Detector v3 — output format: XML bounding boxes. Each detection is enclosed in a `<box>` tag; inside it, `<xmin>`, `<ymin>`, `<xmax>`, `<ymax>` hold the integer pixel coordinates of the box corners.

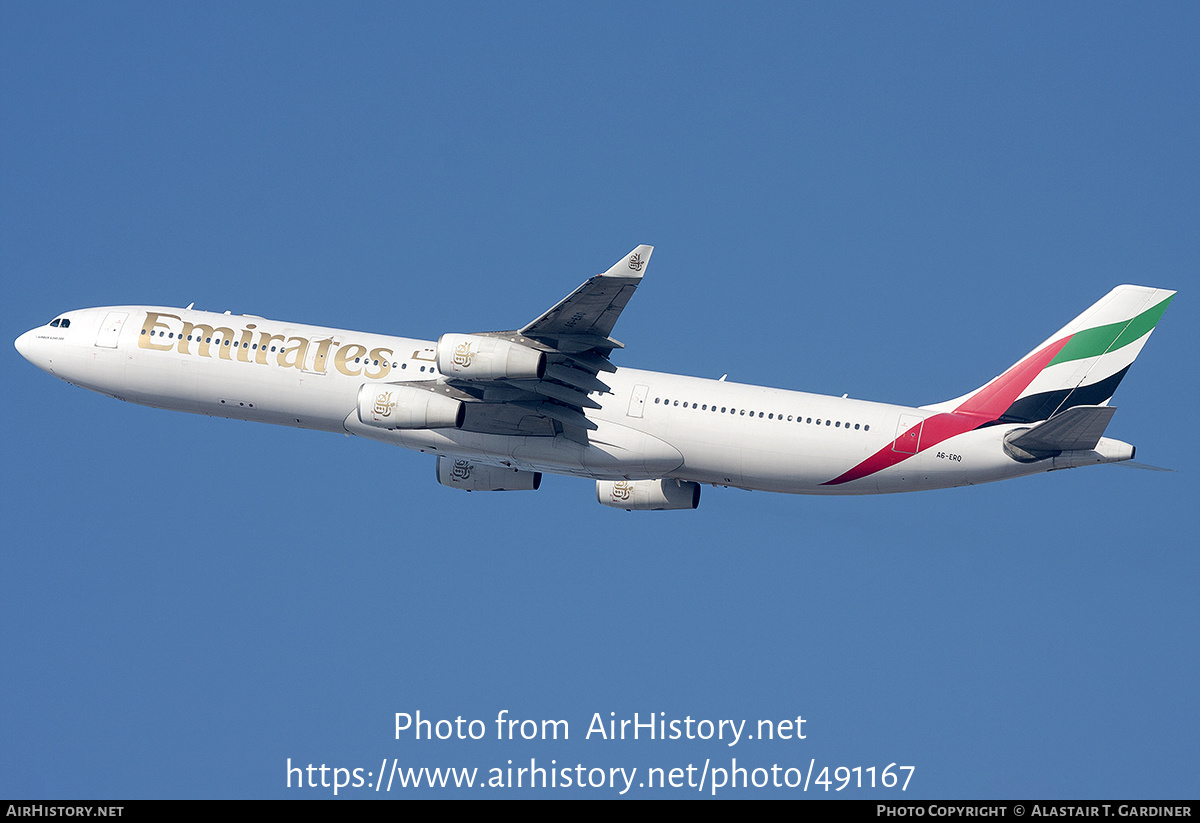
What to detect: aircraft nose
<box><xmin>15</xmin><ymin>327</ymin><xmax>52</xmax><ymax>372</ymax></box>
<box><xmin>15</xmin><ymin>328</ymin><xmax>36</xmax><ymax>361</ymax></box>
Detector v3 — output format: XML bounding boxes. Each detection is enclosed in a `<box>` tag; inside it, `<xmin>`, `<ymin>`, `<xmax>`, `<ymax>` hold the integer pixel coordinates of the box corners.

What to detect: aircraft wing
<box><xmin>440</xmin><ymin>245</ymin><xmax>653</xmax><ymax>443</ymax></box>
<box><xmin>519</xmin><ymin>245</ymin><xmax>652</xmax><ymax>349</ymax></box>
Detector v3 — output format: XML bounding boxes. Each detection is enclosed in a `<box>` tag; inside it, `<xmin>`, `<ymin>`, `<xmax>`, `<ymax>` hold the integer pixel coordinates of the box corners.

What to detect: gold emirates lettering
<box><xmin>138</xmin><ymin>311</ymin><xmax>393</xmax><ymax>379</ymax></box>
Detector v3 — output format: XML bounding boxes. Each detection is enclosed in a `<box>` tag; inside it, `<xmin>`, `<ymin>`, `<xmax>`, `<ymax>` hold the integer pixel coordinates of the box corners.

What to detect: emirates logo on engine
<box><xmin>451</xmin><ymin>460</ymin><xmax>473</xmax><ymax>481</ymax></box>
<box><xmin>611</xmin><ymin>480</ymin><xmax>633</xmax><ymax>501</ymax></box>
<box><xmin>452</xmin><ymin>341</ymin><xmax>476</xmax><ymax>369</ymax></box>
<box><xmin>373</xmin><ymin>390</ymin><xmax>396</xmax><ymax>418</ymax></box>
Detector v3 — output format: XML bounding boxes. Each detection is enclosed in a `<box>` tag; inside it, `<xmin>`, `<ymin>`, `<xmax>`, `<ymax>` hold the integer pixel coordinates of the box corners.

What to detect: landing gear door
<box><xmin>892</xmin><ymin>413</ymin><xmax>924</xmax><ymax>455</ymax></box>
<box><xmin>95</xmin><ymin>311</ymin><xmax>128</xmax><ymax>349</ymax></box>
<box><xmin>627</xmin><ymin>384</ymin><xmax>649</xmax><ymax>418</ymax></box>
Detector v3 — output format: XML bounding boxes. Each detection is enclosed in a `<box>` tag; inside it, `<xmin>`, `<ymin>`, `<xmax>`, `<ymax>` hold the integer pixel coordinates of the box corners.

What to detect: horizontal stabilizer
<box><xmin>1116</xmin><ymin>461</ymin><xmax>1175</xmax><ymax>473</ymax></box>
<box><xmin>1006</xmin><ymin>405</ymin><xmax>1117</xmax><ymax>454</ymax></box>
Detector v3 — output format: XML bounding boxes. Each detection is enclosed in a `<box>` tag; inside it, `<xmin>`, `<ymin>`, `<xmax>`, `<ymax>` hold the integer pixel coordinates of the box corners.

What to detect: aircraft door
<box><xmin>627</xmin><ymin>384</ymin><xmax>649</xmax><ymax>418</ymax></box>
<box><xmin>95</xmin><ymin>311</ymin><xmax>128</xmax><ymax>348</ymax></box>
<box><xmin>305</xmin><ymin>337</ymin><xmax>338</xmax><ymax>375</ymax></box>
<box><xmin>892</xmin><ymin>414</ymin><xmax>924</xmax><ymax>455</ymax></box>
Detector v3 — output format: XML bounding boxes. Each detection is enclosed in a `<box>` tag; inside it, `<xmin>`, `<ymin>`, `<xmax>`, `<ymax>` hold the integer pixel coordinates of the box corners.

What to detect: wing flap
<box><xmin>561</xmin><ymin>350</ymin><xmax>618</xmax><ymax>373</ymax></box>
<box><xmin>511</xmin><ymin>400</ymin><xmax>599</xmax><ymax>431</ymax></box>
<box><xmin>526</xmin><ymin>379</ymin><xmax>603</xmax><ymax>409</ymax></box>
<box><xmin>544</xmin><ymin>363</ymin><xmax>611</xmax><ymax>394</ymax></box>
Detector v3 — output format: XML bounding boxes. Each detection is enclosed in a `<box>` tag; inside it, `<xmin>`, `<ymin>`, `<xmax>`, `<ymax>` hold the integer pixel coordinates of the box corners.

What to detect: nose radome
<box><xmin>15</xmin><ymin>328</ymin><xmax>54</xmax><ymax>374</ymax></box>
<box><xmin>14</xmin><ymin>328</ymin><xmax>36</xmax><ymax>361</ymax></box>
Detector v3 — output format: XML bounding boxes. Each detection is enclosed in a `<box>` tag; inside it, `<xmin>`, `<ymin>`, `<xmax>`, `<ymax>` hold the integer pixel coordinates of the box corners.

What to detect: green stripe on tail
<box><xmin>1049</xmin><ymin>294</ymin><xmax>1175</xmax><ymax>366</ymax></box>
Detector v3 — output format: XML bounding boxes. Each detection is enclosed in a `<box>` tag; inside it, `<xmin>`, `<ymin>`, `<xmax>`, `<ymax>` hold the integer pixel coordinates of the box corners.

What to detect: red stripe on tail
<box><xmin>822</xmin><ymin>336</ymin><xmax>1072</xmax><ymax>486</ymax></box>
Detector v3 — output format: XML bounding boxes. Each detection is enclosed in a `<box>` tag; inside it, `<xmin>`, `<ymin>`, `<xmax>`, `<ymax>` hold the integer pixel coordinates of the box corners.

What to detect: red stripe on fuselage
<box><xmin>821</xmin><ymin>335</ymin><xmax>1071</xmax><ymax>486</ymax></box>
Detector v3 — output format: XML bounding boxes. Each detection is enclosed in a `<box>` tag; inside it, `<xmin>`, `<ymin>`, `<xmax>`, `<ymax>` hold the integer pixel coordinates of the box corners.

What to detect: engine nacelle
<box><xmin>436</xmin><ymin>333</ymin><xmax>545</xmax><ymax>381</ymax></box>
<box><xmin>597</xmin><ymin>479</ymin><xmax>701</xmax><ymax>511</ymax></box>
<box><xmin>357</xmin><ymin>383</ymin><xmax>465</xmax><ymax>430</ymax></box>
<box><xmin>437</xmin><ymin>457</ymin><xmax>542</xmax><ymax>491</ymax></box>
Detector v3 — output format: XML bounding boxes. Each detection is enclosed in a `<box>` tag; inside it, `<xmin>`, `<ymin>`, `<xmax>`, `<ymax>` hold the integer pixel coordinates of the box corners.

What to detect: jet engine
<box><xmin>357</xmin><ymin>383</ymin><xmax>465</xmax><ymax>430</ymax></box>
<box><xmin>436</xmin><ymin>457</ymin><xmax>542</xmax><ymax>491</ymax></box>
<box><xmin>436</xmin><ymin>333</ymin><xmax>545</xmax><ymax>381</ymax></box>
<box><xmin>596</xmin><ymin>479</ymin><xmax>701</xmax><ymax>511</ymax></box>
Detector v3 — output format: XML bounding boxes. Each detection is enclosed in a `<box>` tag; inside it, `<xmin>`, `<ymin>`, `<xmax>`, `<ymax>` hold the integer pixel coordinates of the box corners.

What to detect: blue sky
<box><xmin>2</xmin><ymin>3</ymin><xmax>1197</xmax><ymax>798</ymax></box>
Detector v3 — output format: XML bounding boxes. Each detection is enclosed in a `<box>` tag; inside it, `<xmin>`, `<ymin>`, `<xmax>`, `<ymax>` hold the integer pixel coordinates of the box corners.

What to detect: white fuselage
<box><xmin>15</xmin><ymin>305</ymin><xmax>1126</xmax><ymax>495</ymax></box>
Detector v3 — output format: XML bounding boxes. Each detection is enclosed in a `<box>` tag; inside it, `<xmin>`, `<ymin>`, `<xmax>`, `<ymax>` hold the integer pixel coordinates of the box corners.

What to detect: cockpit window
<box><xmin>48</xmin><ymin>318</ymin><xmax>70</xmax><ymax>328</ymax></box>
<box><xmin>50</xmin><ymin>318</ymin><xmax>60</xmax><ymax>327</ymax></box>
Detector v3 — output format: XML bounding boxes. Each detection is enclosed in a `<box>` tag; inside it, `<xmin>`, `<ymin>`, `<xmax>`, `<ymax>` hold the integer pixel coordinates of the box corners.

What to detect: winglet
<box><xmin>601</xmin><ymin>245</ymin><xmax>653</xmax><ymax>279</ymax></box>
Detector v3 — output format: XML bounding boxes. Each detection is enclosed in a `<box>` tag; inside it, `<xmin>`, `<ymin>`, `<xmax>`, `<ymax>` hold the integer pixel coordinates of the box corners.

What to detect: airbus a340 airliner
<box><xmin>15</xmin><ymin>246</ymin><xmax>1175</xmax><ymax>509</ymax></box>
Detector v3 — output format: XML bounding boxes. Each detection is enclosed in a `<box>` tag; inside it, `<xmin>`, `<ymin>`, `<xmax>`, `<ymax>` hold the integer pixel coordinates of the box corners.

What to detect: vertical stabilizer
<box><xmin>925</xmin><ymin>285</ymin><xmax>1175</xmax><ymax>423</ymax></box>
